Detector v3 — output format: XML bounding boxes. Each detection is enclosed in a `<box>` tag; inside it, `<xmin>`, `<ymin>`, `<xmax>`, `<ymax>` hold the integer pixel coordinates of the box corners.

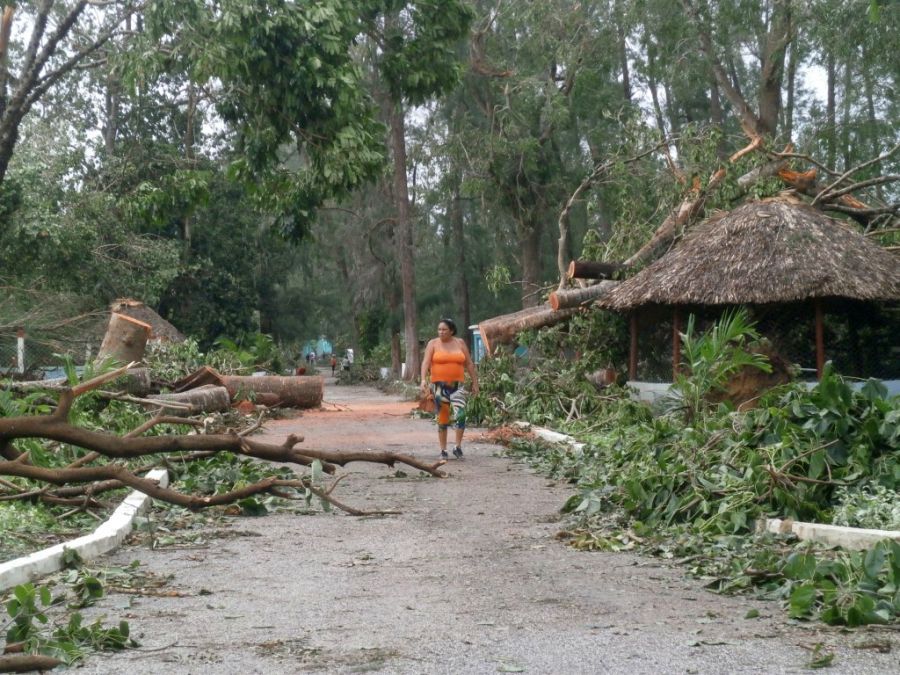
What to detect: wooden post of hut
<box><xmin>672</xmin><ymin>307</ymin><xmax>682</xmax><ymax>380</ymax></box>
<box><xmin>628</xmin><ymin>313</ymin><xmax>638</xmax><ymax>381</ymax></box>
<box><xmin>814</xmin><ymin>299</ymin><xmax>825</xmax><ymax>379</ymax></box>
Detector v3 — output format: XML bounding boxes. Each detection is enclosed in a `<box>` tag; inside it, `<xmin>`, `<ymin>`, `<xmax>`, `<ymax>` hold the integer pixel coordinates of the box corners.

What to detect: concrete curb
<box><xmin>515</xmin><ymin>423</ymin><xmax>900</xmax><ymax>551</ymax></box>
<box><xmin>760</xmin><ymin>518</ymin><xmax>900</xmax><ymax>551</ymax></box>
<box><xmin>0</xmin><ymin>469</ymin><xmax>168</xmax><ymax>592</ymax></box>
<box><xmin>513</xmin><ymin>421</ymin><xmax>585</xmax><ymax>452</ymax></box>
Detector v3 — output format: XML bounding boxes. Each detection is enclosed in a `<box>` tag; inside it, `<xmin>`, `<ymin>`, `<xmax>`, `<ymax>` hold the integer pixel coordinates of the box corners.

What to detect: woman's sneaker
<box><xmin>453</xmin><ymin>446</ymin><xmax>464</xmax><ymax>459</ymax></box>
<box><xmin>440</xmin><ymin>449</ymin><xmax>449</xmax><ymax>459</ymax></box>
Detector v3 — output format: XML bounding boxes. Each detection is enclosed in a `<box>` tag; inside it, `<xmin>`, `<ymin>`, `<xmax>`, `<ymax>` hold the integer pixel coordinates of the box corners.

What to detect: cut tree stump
<box><xmin>221</xmin><ymin>376</ymin><xmax>324</xmax><ymax>409</ymax></box>
<box><xmin>477</xmin><ymin>305</ymin><xmax>578</xmax><ymax>355</ymax></box>
<box><xmin>549</xmin><ymin>280</ymin><xmax>619</xmax><ymax>311</ymax></box>
<box><xmin>96</xmin><ymin>312</ymin><xmax>151</xmax><ymax>364</ymax></box>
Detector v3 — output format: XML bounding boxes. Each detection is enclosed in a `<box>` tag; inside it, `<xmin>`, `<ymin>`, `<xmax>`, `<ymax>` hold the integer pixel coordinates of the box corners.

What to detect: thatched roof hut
<box><xmin>599</xmin><ymin>199</ymin><xmax>900</xmax><ymax>381</ymax></box>
<box><xmin>602</xmin><ymin>199</ymin><xmax>900</xmax><ymax>311</ymax></box>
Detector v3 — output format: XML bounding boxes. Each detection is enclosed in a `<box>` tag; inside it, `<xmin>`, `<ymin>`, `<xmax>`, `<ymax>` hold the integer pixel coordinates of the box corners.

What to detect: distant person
<box><xmin>420</xmin><ymin>317</ymin><xmax>479</xmax><ymax>460</ymax></box>
<box><xmin>330</xmin><ymin>354</ymin><xmax>337</xmax><ymax>375</ymax></box>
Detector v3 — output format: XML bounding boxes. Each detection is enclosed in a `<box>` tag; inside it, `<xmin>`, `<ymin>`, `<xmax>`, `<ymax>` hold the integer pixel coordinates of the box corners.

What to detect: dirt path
<box><xmin>76</xmin><ymin>380</ymin><xmax>894</xmax><ymax>674</ymax></box>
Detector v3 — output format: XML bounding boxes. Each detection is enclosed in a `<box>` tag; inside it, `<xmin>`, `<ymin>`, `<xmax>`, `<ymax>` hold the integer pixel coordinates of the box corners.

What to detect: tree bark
<box><xmin>826</xmin><ymin>49</ymin><xmax>836</xmax><ymax>169</ymax></box>
<box><xmin>519</xmin><ymin>221</ymin><xmax>543</xmax><ymax>307</ymax></box>
<box><xmin>96</xmin><ymin>312</ymin><xmax>151</xmax><ymax>365</ymax></box>
<box><xmin>450</xmin><ymin>175</ymin><xmax>471</xmax><ymax>339</ymax></box>
<box><xmin>9</xmin><ymin>368</ymin><xmax>151</xmax><ymax>396</ymax></box>
<box><xmin>147</xmin><ymin>385</ymin><xmax>231</xmax><ymax>415</ymax></box>
<box><xmin>0</xmin><ymin>654</ymin><xmax>64</xmax><ymax>673</ymax></box>
<box><xmin>388</xmin><ymin>100</ymin><xmax>420</xmax><ymax>381</ymax></box>
<box><xmin>784</xmin><ymin>28</ymin><xmax>797</xmax><ymax>141</ymax></box>
<box><xmin>478</xmin><ymin>305</ymin><xmax>577</xmax><ymax>354</ymax></box>
<box><xmin>567</xmin><ymin>260</ymin><xmax>625</xmax><ymax>280</ymax></box>
<box><xmin>549</xmin><ymin>281</ymin><xmax>618</xmax><ymax>311</ymax></box>
<box><xmin>221</xmin><ymin>376</ymin><xmax>323</xmax><ymax>409</ymax></box>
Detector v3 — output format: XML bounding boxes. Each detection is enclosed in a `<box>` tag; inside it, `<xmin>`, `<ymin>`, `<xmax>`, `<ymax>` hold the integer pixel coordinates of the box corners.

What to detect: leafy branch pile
<box><xmin>481</xmin><ymin>310</ymin><xmax>899</xmax><ymax>626</ymax></box>
<box><xmin>3</xmin><ymin>569</ymin><xmax>136</xmax><ymax>669</ymax></box>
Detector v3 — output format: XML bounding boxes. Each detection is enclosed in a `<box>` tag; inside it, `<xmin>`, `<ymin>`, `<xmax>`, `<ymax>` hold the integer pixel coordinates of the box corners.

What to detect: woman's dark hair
<box><xmin>439</xmin><ymin>317</ymin><xmax>457</xmax><ymax>335</ymax></box>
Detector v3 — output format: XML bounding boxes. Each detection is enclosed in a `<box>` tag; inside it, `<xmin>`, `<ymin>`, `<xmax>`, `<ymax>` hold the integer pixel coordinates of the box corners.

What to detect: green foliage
<box><xmin>209</xmin><ymin>332</ymin><xmax>284</xmax><ymax>374</ymax></box>
<box><xmin>782</xmin><ymin>540</ymin><xmax>899</xmax><ymax>627</ymax></box>
<box><xmin>139</xmin><ymin>0</ymin><xmax>387</xmax><ymax>236</ymax></box>
<box><xmin>669</xmin><ymin>308</ymin><xmax>772</xmax><ymax>423</ymax></box>
<box><xmin>832</xmin><ymin>484</ymin><xmax>900</xmax><ymax>530</ymax></box>
<box><xmin>144</xmin><ymin>338</ymin><xmax>205</xmax><ymax>383</ymax></box>
<box><xmin>171</xmin><ymin>452</ymin><xmax>295</xmax><ymax>502</ymax></box>
<box><xmin>4</xmin><ymin>581</ymin><xmax>133</xmax><ymax>665</ymax></box>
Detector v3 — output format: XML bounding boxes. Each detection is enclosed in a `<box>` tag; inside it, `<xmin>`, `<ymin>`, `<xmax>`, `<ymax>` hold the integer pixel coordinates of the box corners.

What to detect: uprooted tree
<box><xmin>0</xmin><ymin>365</ymin><xmax>448</xmax><ymax>518</ymax></box>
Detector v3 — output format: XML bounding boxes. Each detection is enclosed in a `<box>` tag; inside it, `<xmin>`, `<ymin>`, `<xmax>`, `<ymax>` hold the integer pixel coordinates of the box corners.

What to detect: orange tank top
<box><xmin>431</xmin><ymin>349</ymin><xmax>466</xmax><ymax>382</ymax></box>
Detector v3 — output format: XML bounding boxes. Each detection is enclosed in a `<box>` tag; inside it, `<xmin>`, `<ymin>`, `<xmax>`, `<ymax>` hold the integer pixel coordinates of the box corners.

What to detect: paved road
<box><xmin>76</xmin><ymin>381</ymin><xmax>895</xmax><ymax>674</ymax></box>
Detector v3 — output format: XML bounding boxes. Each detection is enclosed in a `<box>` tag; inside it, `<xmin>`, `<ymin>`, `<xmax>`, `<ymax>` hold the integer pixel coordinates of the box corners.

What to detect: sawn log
<box><xmin>146</xmin><ymin>385</ymin><xmax>231</xmax><ymax>415</ymax></box>
<box><xmin>549</xmin><ymin>281</ymin><xmax>619</xmax><ymax>311</ymax></box>
<box><xmin>221</xmin><ymin>375</ymin><xmax>324</xmax><ymax>409</ymax></box>
<box><xmin>477</xmin><ymin>305</ymin><xmax>578</xmax><ymax>355</ymax></box>
<box><xmin>567</xmin><ymin>260</ymin><xmax>625</xmax><ymax>280</ymax></box>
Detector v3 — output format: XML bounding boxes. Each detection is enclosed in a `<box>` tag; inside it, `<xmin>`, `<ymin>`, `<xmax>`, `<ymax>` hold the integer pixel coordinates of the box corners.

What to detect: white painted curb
<box><xmin>760</xmin><ymin>518</ymin><xmax>900</xmax><ymax>551</ymax></box>
<box><xmin>512</xmin><ymin>421</ymin><xmax>586</xmax><ymax>453</ymax></box>
<box><xmin>0</xmin><ymin>469</ymin><xmax>169</xmax><ymax>592</ymax></box>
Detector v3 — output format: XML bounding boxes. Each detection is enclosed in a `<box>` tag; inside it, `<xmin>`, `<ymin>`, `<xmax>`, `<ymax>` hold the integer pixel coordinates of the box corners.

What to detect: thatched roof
<box><xmin>109</xmin><ymin>299</ymin><xmax>185</xmax><ymax>342</ymax></box>
<box><xmin>601</xmin><ymin>199</ymin><xmax>900</xmax><ymax>311</ymax></box>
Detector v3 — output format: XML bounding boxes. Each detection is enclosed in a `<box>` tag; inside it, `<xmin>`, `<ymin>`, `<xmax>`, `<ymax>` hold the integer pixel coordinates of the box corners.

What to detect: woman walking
<box><xmin>420</xmin><ymin>318</ymin><xmax>479</xmax><ymax>459</ymax></box>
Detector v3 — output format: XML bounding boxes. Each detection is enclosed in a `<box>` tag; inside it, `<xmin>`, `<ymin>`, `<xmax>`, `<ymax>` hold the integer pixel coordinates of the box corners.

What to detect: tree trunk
<box><xmin>388</xmin><ymin>100</ymin><xmax>420</xmax><ymax>381</ymax></box>
<box><xmin>616</xmin><ymin>8</ymin><xmax>631</xmax><ymax>103</ymax></box>
<box><xmin>549</xmin><ymin>281</ymin><xmax>618</xmax><ymax>311</ymax></box>
<box><xmin>450</xmin><ymin>179</ymin><xmax>471</xmax><ymax>340</ymax></box>
<box><xmin>784</xmin><ymin>30</ymin><xmax>797</xmax><ymax>141</ymax></box>
<box><xmin>96</xmin><ymin>313</ymin><xmax>151</xmax><ymax>365</ymax></box>
<box><xmin>478</xmin><ymin>305</ymin><xmax>577</xmax><ymax>354</ymax></box>
<box><xmin>390</xmin><ymin>332</ymin><xmax>402</xmax><ymax>378</ymax></box>
<box><xmin>519</xmin><ymin>221</ymin><xmax>543</xmax><ymax>308</ymax></box>
<box><xmin>147</xmin><ymin>385</ymin><xmax>231</xmax><ymax>415</ymax></box>
<box><xmin>826</xmin><ymin>50</ymin><xmax>836</xmax><ymax>169</ymax></box>
<box><xmin>567</xmin><ymin>260</ymin><xmax>625</xmax><ymax>280</ymax></box>
<box><xmin>221</xmin><ymin>376</ymin><xmax>323</xmax><ymax>409</ymax></box>
<box><xmin>9</xmin><ymin>368</ymin><xmax>151</xmax><ymax>396</ymax></box>
<box><xmin>756</xmin><ymin>0</ymin><xmax>791</xmax><ymax>137</ymax></box>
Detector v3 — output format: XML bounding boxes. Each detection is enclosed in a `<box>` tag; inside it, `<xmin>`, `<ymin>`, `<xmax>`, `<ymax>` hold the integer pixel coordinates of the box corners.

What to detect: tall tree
<box><xmin>361</xmin><ymin>0</ymin><xmax>473</xmax><ymax>380</ymax></box>
<box><xmin>0</xmin><ymin>1</ymin><xmax>140</xmax><ymax>198</ymax></box>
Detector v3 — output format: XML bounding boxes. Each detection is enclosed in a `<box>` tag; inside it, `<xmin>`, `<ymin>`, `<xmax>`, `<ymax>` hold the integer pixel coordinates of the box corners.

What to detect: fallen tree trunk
<box><xmin>5</xmin><ymin>367</ymin><xmax>151</xmax><ymax>396</ymax></box>
<box><xmin>478</xmin><ymin>305</ymin><xmax>578</xmax><ymax>355</ymax></box>
<box><xmin>146</xmin><ymin>385</ymin><xmax>231</xmax><ymax>415</ymax></box>
<box><xmin>567</xmin><ymin>260</ymin><xmax>625</xmax><ymax>280</ymax></box>
<box><xmin>549</xmin><ymin>281</ymin><xmax>619</xmax><ymax>311</ymax></box>
<box><xmin>625</xmin><ymin>168</ymin><xmax>728</xmax><ymax>268</ymax></box>
<box><xmin>172</xmin><ymin>365</ymin><xmax>223</xmax><ymax>392</ymax></box>
<box><xmin>0</xmin><ymin>654</ymin><xmax>63</xmax><ymax>673</ymax></box>
<box><xmin>96</xmin><ymin>312</ymin><xmax>151</xmax><ymax>365</ymax></box>
<box><xmin>221</xmin><ymin>375</ymin><xmax>323</xmax><ymax>409</ymax></box>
